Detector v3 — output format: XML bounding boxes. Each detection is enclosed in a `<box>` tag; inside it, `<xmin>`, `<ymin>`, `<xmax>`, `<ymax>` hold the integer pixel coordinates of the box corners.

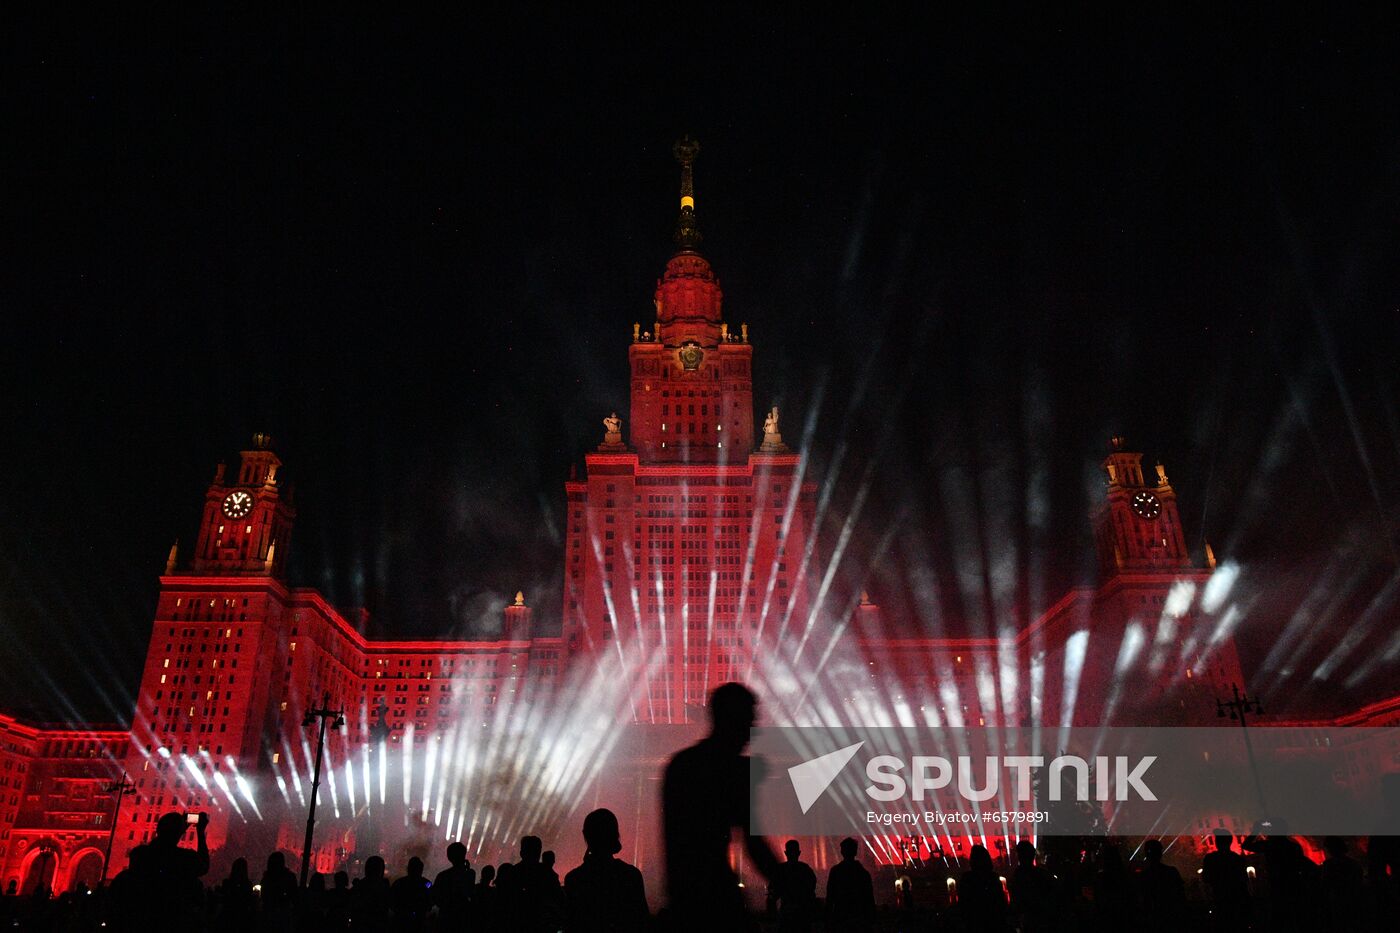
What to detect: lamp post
<box><xmin>1215</xmin><ymin>682</ymin><xmax>1267</xmax><ymax>814</ymax></box>
<box><xmin>99</xmin><ymin>774</ymin><xmax>135</xmax><ymax>887</ymax></box>
<box><xmin>299</xmin><ymin>692</ymin><xmax>345</xmax><ymax>888</ymax></box>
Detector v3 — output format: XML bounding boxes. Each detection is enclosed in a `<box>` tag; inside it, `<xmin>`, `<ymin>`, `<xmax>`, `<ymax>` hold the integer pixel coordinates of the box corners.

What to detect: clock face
<box><xmin>1131</xmin><ymin>490</ymin><xmax>1161</xmax><ymax>520</ymax></box>
<box><xmin>222</xmin><ymin>490</ymin><xmax>253</xmax><ymax>519</ymax></box>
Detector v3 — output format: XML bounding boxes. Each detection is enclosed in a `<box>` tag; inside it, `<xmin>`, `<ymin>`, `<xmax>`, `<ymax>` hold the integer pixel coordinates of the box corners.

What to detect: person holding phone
<box><xmin>151</xmin><ymin>810</ymin><xmax>210</xmax><ymax>879</ymax></box>
<box><xmin>111</xmin><ymin>810</ymin><xmax>211</xmax><ymax>928</ymax></box>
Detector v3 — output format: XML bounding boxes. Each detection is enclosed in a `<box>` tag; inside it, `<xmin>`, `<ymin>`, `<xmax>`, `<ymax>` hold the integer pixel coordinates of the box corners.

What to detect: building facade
<box><xmin>3</xmin><ymin>141</ymin><xmax>1389</xmax><ymax>889</ymax></box>
<box><xmin>0</xmin><ymin>715</ymin><xmax>129</xmax><ymax>894</ymax></box>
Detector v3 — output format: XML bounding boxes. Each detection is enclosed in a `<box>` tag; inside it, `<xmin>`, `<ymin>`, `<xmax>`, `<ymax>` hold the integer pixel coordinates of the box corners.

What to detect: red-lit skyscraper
<box><xmin>561</xmin><ymin>138</ymin><xmax>817</xmax><ymax>722</ymax></box>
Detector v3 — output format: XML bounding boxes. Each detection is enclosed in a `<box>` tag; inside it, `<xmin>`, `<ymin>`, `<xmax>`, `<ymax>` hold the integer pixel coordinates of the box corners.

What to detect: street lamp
<box><xmin>1215</xmin><ymin>682</ymin><xmax>1267</xmax><ymax>813</ymax></box>
<box><xmin>299</xmin><ymin>692</ymin><xmax>345</xmax><ymax>888</ymax></box>
<box><xmin>99</xmin><ymin>774</ymin><xmax>136</xmax><ymax>887</ymax></box>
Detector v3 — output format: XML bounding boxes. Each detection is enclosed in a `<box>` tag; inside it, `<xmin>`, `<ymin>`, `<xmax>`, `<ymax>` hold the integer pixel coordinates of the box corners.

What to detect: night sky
<box><xmin>4</xmin><ymin>11</ymin><xmax>1398</xmax><ymax>725</ymax></box>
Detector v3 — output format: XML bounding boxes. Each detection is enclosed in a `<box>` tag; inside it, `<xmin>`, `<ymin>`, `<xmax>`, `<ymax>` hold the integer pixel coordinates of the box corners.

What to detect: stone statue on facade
<box><xmin>760</xmin><ymin>406</ymin><xmax>788</xmax><ymax>452</ymax></box>
<box><xmin>601</xmin><ymin>412</ymin><xmax>625</xmax><ymax>449</ymax></box>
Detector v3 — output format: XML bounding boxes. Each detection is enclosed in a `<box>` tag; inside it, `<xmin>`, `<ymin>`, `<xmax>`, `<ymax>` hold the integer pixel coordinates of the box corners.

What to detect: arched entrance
<box><xmin>20</xmin><ymin>846</ymin><xmax>58</xmax><ymax>895</ymax></box>
<box><xmin>67</xmin><ymin>849</ymin><xmax>105</xmax><ymax>892</ymax></box>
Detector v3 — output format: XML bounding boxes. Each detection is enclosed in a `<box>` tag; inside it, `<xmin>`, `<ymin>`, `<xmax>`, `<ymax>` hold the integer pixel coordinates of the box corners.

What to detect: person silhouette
<box><xmin>563</xmin><ymin>807</ymin><xmax>648</xmax><ymax>933</ymax></box>
<box><xmin>1243</xmin><ymin>822</ymin><xmax>1321</xmax><ymax>931</ymax></box>
<box><xmin>325</xmin><ymin>870</ymin><xmax>352</xmax><ymax>931</ymax></box>
<box><xmin>389</xmin><ymin>857</ymin><xmax>431</xmax><ymax>933</ymax></box>
<box><xmin>1369</xmin><ymin>772</ymin><xmax>1400</xmax><ymax>925</ymax></box>
<box><xmin>149</xmin><ymin>810</ymin><xmax>211</xmax><ymax>879</ymax></box>
<box><xmin>543</xmin><ymin>850</ymin><xmax>559</xmax><ymax>885</ymax></box>
<box><xmin>476</xmin><ymin>864</ymin><xmax>500</xmax><ymax>932</ymax></box>
<box><xmin>300</xmin><ymin>873</ymin><xmax>327</xmax><ymax>932</ymax></box>
<box><xmin>509</xmin><ymin>835</ymin><xmax>564</xmax><ymax>932</ymax></box>
<box><xmin>351</xmin><ymin>856</ymin><xmax>391</xmax><ymax>933</ymax></box>
<box><xmin>1009</xmin><ymin>840</ymin><xmax>1055</xmax><ymax>933</ymax></box>
<box><xmin>824</xmin><ymin>837</ymin><xmax>875</xmax><ymax>933</ymax></box>
<box><xmin>258</xmin><ymin>851</ymin><xmax>298</xmax><ymax>932</ymax></box>
<box><xmin>769</xmin><ymin>840</ymin><xmax>817</xmax><ymax>933</ymax></box>
<box><xmin>433</xmin><ymin>842</ymin><xmax>476</xmax><ymax>929</ymax></box>
<box><xmin>154</xmin><ymin>811</ymin><xmax>212</xmax><ymax>921</ymax></box>
<box><xmin>1319</xmin><ymin>836</ymin><xmax>1364</xmax><ymax>930</ymax></box>
<box><xmin>1136</xmin><ymin>839</ymin><xmax>1184</xmax><ymax>933</ymax></box>
<box><xmin>662</xmin><ymin>682</ymin><xmax>781</xmax><ymax>932</ymax></box>
<box><xmin>959</xmin><ymin>844</ymin><xmax>1007</xmax><ymax>933</ymax></box>
<box><xmin>491</xmin><ymin>862</ymin><xmax>515</xmax><ymax>932</ymax></box>
<box><xmin>216</xmin><ymin>857</ymin><xmax>255</xmax><ymax>932</ymax></box>
<box><xmin>1201</xmin><ymin>832</ymin><xmax>1249</xmax><ymax>930</ymax></box>
<box><xmin>1091</xmin><ymin>843</ymin><xmax>1132</xmax><ymax>931</ymax></box>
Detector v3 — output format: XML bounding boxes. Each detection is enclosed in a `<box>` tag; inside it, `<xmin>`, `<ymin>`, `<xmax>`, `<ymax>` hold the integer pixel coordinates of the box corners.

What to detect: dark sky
<box><xmin>3</xmin><ymin>10</ymin><xmax>1398</xmax><ymax>725</ymax></box>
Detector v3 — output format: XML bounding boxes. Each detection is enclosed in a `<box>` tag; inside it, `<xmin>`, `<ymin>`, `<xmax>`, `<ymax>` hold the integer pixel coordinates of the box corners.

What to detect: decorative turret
<box><xmin>502</xmin><ymin>591</ymin><xmax>533</xmax><ymax>641</ymax></box>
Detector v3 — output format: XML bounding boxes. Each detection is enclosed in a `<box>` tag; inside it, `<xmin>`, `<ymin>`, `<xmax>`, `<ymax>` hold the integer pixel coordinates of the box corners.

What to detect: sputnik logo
<box><xmin>787</xmin><ymin>742</ymin><xmax>864</xmax><ymax>814</ymax></box>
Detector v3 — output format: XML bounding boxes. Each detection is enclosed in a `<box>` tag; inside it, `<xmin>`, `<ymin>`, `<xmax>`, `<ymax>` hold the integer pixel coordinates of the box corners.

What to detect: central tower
<box><xmin>627</xmin><ymin>137</ymin><xmax>755</xmax><ymax>462</ymax></box>
<box><xmin>562</xmin><ymin>140</ymin><xmax>815</xmax><ymax>723</ymax></box>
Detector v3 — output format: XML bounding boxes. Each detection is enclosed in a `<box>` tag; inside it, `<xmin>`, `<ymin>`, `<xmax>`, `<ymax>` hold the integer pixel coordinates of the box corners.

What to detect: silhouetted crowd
<box><xmin>3</xmin><ymin>683</ymin><xmax>1398</xmax><ymax>931</ymax></box>
<box><xmin>5</xmin><ymin>820</ymin><xmax>1400</xmax><ymax>932</ymax></box>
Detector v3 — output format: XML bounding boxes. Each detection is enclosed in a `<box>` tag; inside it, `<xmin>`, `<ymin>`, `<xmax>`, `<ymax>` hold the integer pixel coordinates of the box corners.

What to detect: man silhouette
<box><xmin>1008</xmin><ymin>840</ymin><xmax>1054</xmax><ymax>933</ymax></box>
<box><xmin>662</xmin><ymin>682</ymin><xmax>780</xmax><ymax>932</ymax></box>
<box><xmin>433</xmin><ymin>842</ymin><xmax>475</xmax><ymax>929</ymax></box>
<box><xmin>769</xmin><ymin>840</ymin><xmax>817</xmax><ymax>933</ymax></box>
<box><xmin>1201</xmin><ymin>832</ymin><xmax>1249</xmax><ymax>930</ymax></box>
<box><xmin>258</xmin><ymin>851</ymin><xmax>298</xmax><ymax>931</ymax></box>
<box><xmin>148</xmin><ymin>810</ymin><xmax>211</xmax><ymax>879</ymax></box>
<box><xmin>1242</xmin><ymin>822</ymin><xmax>1320</xmax><ymax>931</ymax></box>
<box><xmin>1319</xmin><ymin>836</ymin><xmax>1364</xmax><ymax>930</ymax></box>
<box><xmin>351</xmin><ymin>856</ymin><xmax>391</xmax><ymax>933</ymax></box>
<box><xmin>512</xmin><ymin>835</ymin><xmax>564</xmax><ymax>933</ymax></box>
<box><xmin>1136</xmin><ymin>839</ymin><xmax>1184</xmax><ymax>933</ymax></box>
<box><xmin>824</xmin><ymin>837</ymin><xmax>875</xmax><ymax>933</ymax></box>
<box><xmin>563</xmin><ymin>807</ymin><xmax>648</xmax><ymax>933</ymax></box>
<box><xmin>108</xmin><ymin>811</ymin><xmax>208</xmax><ymax>928</ymax></box>
<box><xmin>325</xmin><ymin>871</ymin><xmax>352</xmax><ymax>931</ymax></box>
<box><xmin>543</xmin><ymin>850</ymin><xmax>559</xmax><ymax>885</ymax></box>
<box><xmin>389</xmin><ymin>857</ymin><xmax>431</xmax><ymax>933</ymax></box>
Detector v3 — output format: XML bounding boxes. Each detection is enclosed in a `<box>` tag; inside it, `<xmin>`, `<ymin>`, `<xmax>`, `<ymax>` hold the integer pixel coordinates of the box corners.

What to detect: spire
<box><xmin>672</xmin><ymin>135</ymin><xmax>701</xmax><ymax>251</ymax></box>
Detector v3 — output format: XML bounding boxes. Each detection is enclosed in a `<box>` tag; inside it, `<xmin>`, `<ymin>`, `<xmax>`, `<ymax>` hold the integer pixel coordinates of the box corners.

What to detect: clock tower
<box><xmin>190</xmin><ymin>433</ymin><xmax>295</xmax><ymax>578</ymax></box>
<box><xmin>1092</xmin><ymin>436</ymin><xmax>1191</xmax><ymax>576</ymax></box>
